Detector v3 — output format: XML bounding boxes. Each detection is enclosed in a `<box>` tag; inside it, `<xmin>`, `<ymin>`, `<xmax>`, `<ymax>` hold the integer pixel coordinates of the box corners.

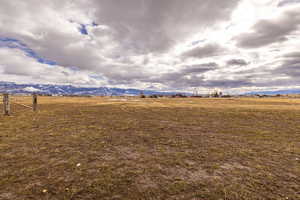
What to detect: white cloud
<box><xmin>0</xmin><ymin>48</ymin><xmax>106</xmax><ymax>86</ymax></box>
<box><xmin>0</xmin><ymin>0</ymin><xmax>300</xmax><ymax>93</ymax></box>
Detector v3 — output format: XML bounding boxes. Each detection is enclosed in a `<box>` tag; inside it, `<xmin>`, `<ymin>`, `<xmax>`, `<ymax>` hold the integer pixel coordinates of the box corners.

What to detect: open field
<box><xmin>0</xmin><ymin>96</ymin><xmax>299</xmax><ymax>200</ymax></box>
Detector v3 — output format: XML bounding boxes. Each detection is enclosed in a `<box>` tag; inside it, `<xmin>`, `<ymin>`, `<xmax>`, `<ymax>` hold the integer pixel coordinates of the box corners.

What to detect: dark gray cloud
<box><xmin>235</xmin><ymin>7</ymin><xmax>300</xmax><ymax>48</ymax></box>
<box><xmin>0</xmin><ymin>0</ymin><xmax>242</xmax><ymax>90</ymax></box>
<box><xmin>2</xmin><ymin>0</ymin><xmax>300</xmax><ymax>93</ymax></box>
<box><xmin>153</xmin><ymin>63</ymin><xmax>217</xmax><ymax>82</ymax></box>
<box><xmin>151</xmin><ymin>75</ymin><xmax>252</xmax><ymax>89</ymax></box>
<box><xmin>284</xmin><ymin>51</ymin><xmax>300</xmax><ymax>58</ymax></box>
<box><xmin>102</xmin><ymin>64</ymin><xmax>152</xmax><ymax>85</ymax></box>
<box><xmin>202</xmin><ymin>79</ymin><xmax>252</xmax><ymax>88</ymax></box>
<box><xmin>182</xmin><ymin>43</ymin><xmax>225</xmax><ymax>58</ymax></box>
<box><xmin>90</xmin><ymin>0</ymin><xmax>240</xmax><ymax>53</ymax></box>
<box><xmin>278</xmin><ymin>0</ymin><xmax>300</xmax><ymax>7</ymax></box>
<box><xmin>182</xmin><ymin>63</ymin><xmax>219</xmax><ymax>73</ymax></box>
<box><xmin>227</xmin><ymin>59</ymin><xmax>249</xmax><ymax>66</ymax></box>
<box><xmin>145</xmin><ymin>62</ymin><xmax>252</xmax><ymax>89</ymax></box>
<box><xmin>273</xmin><ymin>58</ymin><xmax>300</xmax><ymax>77</ymax></box>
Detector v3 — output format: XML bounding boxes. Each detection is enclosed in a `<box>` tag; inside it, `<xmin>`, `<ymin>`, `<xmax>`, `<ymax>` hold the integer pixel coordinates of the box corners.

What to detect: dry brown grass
<box><xmin>0</xmin><ymin>96</ymin><xmax>299</xmax><ymax>200</ymax></box>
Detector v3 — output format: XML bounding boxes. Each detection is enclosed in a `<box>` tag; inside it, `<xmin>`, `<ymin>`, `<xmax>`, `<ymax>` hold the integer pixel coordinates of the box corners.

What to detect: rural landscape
<box><xmin>1</xmin><ymin>96</ymin><xmax>299</xmax><ymax>199</ymax></box>
<box><xmin>1</xmin><ymin>0</ymin><xmax>300</xmax><ymax>199</ymax></box>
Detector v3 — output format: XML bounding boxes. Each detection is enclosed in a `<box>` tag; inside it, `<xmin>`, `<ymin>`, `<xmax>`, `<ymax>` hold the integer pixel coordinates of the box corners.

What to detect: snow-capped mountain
<box><xmin>0</xmin><ymin>82</ymin><xmax>176</xmax><ymax>96</ymax></box>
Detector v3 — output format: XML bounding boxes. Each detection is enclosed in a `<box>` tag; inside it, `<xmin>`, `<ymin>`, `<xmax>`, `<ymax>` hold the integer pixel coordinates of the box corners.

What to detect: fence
<box><xmin>1</xmin><ymin>94</ymin><xmax>38</xmax><ymax>116</ymax></box>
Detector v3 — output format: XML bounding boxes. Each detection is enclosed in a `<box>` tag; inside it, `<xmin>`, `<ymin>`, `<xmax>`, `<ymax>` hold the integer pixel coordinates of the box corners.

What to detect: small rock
<box><xmin>76</xmin><ymin>163</ymin><xmax>81</xmax><ymax>167</ymax></box>
<box><xmin>42</xmin><ymin>189</ymin><xmax>47</xmax><ymax>193</ymax></box>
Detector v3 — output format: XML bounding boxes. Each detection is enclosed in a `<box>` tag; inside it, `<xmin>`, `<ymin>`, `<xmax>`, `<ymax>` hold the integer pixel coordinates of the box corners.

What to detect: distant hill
<box><xmin>0</xmin><ymin>82</ymin><xmax>180</xmax><ymax>96</ymax></box>
<box><xmin>3</xmin><ymin>82</ymin><xmax>300</xmax><ymax>96</ymax></box>
<box><xmin>245</xmin><ymin>89</ymin><xmax>300</xmax><ymax>95</ymax></box>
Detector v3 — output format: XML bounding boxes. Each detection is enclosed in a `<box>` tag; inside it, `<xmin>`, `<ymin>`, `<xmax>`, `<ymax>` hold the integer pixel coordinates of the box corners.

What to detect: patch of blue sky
<box><xmin>79</xmin><ymin>24</ymin><xmax>88</xmax><ymax>35</ymax></box>
<box><xmin>69</xmin><ymin>66</ymin><xmax>81</xmax><ymax>71</ymax></box>
<box><xmin>0</xmin><ymin>37</ymin><xmax>89</xmax><ymax>75</ymax></box>
<box><xmin>92</xmin><ymin>22</ymin><xmax>99</xmax><ymax>27</ymax></box>
<box><xmin>191</xmin><ymin>39</ymin><xmax>206</xmax><ymax>46</ymax></box>
<box><xmin>69</xmin><ymin>20</ymin><xmax>99</xmax><ymax>35</ymax></box>
<box><xmin>0</xmin><ymin>37</ymin><xmax>57</xmax><ymax>66</ymax></box>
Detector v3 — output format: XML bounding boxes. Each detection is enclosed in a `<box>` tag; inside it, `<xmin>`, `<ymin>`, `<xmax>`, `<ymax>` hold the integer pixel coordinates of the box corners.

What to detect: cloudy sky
<box><xmin>0</xmin><ymin>0</ymin><xmax>300</xmax><ymax>93</ymax></box>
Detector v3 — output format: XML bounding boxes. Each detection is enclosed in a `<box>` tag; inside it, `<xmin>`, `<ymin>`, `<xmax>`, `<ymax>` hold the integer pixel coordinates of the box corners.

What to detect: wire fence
<box><xmin>1</xmin><ymin>94</ymin><xmax>37</xmax><ymax>116</ymax></box>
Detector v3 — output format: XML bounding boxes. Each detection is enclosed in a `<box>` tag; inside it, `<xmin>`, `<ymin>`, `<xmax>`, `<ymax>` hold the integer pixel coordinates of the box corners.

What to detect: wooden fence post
<box><xmin>3</xmin><ymin>93</ymin><xmax>10</xmax><ymax>116</ymax></box>
<box><xmin>32</xmin><ymin>93</ymin><xmax>37</xmax><ymax>112</ymax></box>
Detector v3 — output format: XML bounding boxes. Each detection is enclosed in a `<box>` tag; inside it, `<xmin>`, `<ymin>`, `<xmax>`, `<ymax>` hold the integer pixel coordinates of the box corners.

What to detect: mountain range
<box><xmin>1</xmin><ymin>82</ymin><xmax>300</xmax><ymax>96</ymax></box>
<box><xmin>0</xmin><ymin>82</ymin><xmax>177</xmax><ymax>96</ymax></box>
<box><xmin>245</xmin><ymin>89</ymin><xmax>300</xmax><ymax>95</ymax></box>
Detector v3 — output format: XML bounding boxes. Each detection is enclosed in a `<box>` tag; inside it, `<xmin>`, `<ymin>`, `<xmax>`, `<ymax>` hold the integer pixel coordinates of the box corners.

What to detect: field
<box><xmin>0</xmin><ymin>96</ymin><xmax>299</xmax><ymax>200</ymax></box>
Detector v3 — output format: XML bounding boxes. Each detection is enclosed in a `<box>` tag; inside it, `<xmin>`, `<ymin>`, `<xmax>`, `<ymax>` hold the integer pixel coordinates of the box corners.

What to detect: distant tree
<box><xmin>149</xmin><ymin>94</ymin><xmax>158</xmax><ymax>98</ymax></box>
<box><xmin>140</xmin><ymin>92</ymin><xmax>146</xmax><ymax>98</ymax></box>
<box><xmin>211</xmin><ymin>90</ymin><xmax>223</xmax><ymax>98</ymax></box>
<box><xmin>172</xmin><ymin>93</ymin><xmax>187</xmax><ymax>98</ymax></box>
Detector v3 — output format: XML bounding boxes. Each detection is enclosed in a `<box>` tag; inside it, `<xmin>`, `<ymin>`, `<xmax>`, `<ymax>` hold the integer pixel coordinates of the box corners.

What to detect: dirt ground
<box><xmin>0</xmin><ymin>96</ymin><xmax>299</xmax><ymax>200</ymax></box>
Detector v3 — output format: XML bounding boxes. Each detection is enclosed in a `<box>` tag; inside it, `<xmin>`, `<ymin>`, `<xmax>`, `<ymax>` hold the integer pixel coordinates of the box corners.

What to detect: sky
<box><xmin>0</xmin><ymin>0</ymin><xmax>300</xmax><ymax>94</ymax></box>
